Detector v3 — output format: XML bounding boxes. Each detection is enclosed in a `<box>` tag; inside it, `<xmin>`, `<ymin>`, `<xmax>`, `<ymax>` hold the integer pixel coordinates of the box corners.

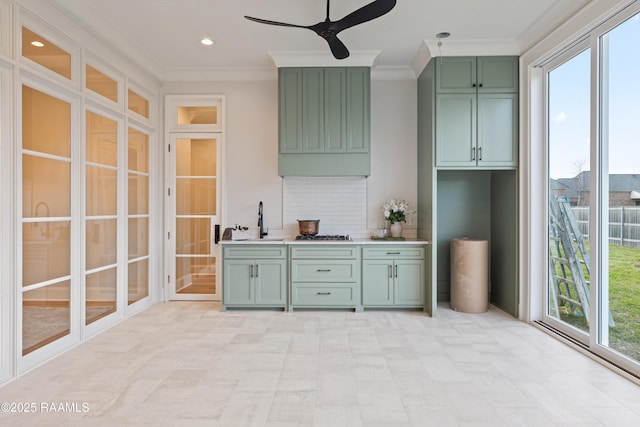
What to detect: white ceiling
<box><xmin>51</xmin><ymin>0</ymin><xmax>591</xmax><ymax>81</ymax></box>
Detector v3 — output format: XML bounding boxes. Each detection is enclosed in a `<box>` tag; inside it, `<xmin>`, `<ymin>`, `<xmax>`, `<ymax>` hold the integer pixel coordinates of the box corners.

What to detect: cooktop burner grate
<box><xmin>295</xmin><ymin>234</ymin><xmax>351</xmax><ymax>241</ymax></box>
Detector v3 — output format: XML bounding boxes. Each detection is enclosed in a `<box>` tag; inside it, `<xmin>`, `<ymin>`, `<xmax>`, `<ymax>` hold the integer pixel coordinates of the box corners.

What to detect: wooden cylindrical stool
<box><xmin>450</xmin><ymin>238</ymin><xmax>489</xmax><ymax>313</ymax></box>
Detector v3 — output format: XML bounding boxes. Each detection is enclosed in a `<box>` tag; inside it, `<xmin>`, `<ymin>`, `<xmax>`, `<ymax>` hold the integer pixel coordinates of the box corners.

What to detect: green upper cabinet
<box><xmin>278</xmin><ymin>67</ymin><xmax>371</xmax><ymax>176</ymax></box>
<box><xmin>477</xmin><ymin>57</ymin><xmax>518</xmax><ymax>93</ymax></box>
<box><xmin>435</xmin><ymin>56</ymin><xmax>518</xmax><ymax>169</ymax></box>
<box><xmin>279</xmin><ymin>68</ymin><xmax>303</xmax><ymax>153</ymax></box>
<box><xmin>436</xmin><ymin>56</ymin><xmax>518</xmax><ymax>93</ymax></box>
<box><xmin>436</xmin><ymin>57</ymin><xmax>476</xmax><ymax>93</ymax></box>
<box><xmin>345</xmin><ymin>67</ymin><xmax>370</xmax><ymax>153</ymax></box>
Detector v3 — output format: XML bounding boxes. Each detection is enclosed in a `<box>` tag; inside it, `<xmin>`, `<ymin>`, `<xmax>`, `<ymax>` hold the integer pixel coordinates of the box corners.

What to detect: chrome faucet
<box><xmin>258</xmin><ymin>201</ymin><xmax>268</xmax><ymax>239</ymax></box>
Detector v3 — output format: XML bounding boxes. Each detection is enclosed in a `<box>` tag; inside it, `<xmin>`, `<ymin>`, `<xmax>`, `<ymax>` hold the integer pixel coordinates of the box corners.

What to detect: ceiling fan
<box><xmin>244</xmin><ymin>0</ymin><xmax>397</xmax><ymax>60</ymax></box>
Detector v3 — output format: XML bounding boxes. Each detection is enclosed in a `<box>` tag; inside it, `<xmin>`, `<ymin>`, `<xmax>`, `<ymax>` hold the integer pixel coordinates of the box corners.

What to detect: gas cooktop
<box><xmin>295</xmin><ymin>234</ymin><xmax>352</xmax><ymax>241</ymax></box>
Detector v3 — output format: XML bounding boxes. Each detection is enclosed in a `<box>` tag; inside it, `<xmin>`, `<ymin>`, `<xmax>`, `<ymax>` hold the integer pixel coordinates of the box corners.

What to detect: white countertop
<box><xmin>220</xmin><ymin>238</ymin><xmax>431</xmax><ymax>245</ymax></box>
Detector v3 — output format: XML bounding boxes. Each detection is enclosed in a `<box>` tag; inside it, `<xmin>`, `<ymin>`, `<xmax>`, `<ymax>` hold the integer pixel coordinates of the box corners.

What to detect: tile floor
<box><xmin>1</xmin><ymin>302</ymin><xmax>639</xmax><ymax>426</ymax></box>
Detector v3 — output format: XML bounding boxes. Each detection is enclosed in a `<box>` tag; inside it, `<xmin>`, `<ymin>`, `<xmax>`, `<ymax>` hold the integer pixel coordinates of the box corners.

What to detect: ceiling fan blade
<box><xmin>244</xmin><ymin>16</ymin><xmax>306</xmax><ymax>29</ymax></box>
<box><xmin>331</xmin><ymin>0</ymin><xmax>397</xmax><ymax>33</ymax></box>
<box><xmin>325</xmin><ymin>35</ymin><xmax>350</xmax><ymax>60</ymax></box>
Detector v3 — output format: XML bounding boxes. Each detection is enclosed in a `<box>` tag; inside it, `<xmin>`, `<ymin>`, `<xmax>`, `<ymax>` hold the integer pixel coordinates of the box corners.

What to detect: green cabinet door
<box><xmin>302</xmin><ymin>68</ymin><xmax>325</xmax><ymax>152</ymax></box>
<box><xmin>477</xmin><ymin>93</ymin><xmax>518</xmax><ymax>167</ymax></box>
<box><xmin>363</xmin><ymin>258</ymin><xmax>425</xmax><ymax>306</ymax></box>
<box><xmin>279</xmin><ymin>68</ymin><xmax>303</xmax><ymax>153</ymax></box>
<box><xmin>477</xmin><ymin>57</ymin><xmax>518</xmax><ymax>93</ymax></box>
<box><xmin>394</xmin><ymin>259</ymin><xmax>425</xmax><ymax>305</ymax></box>
<box><xmin>324</xmin><ymin>67</ymin><xmax>346</xmax><ymax>152</ymax></box>
<box><xmin>435</xmin><ymin>93</ymin><xmax>477</xmax><ymax>167</ymax></box>
<box><xmin>436</xmin><ymin>57</ymin><xmax>476</xmax><ymax>93</ymax></box>
<box><xmin>254</xmin><ymin>259</ymin><xmax>287</xmax><ymax>305</ymax></box>
<box><xmin>345</xmin><ymin>67</ymin><xmax>370</xmax><ymax>153</ymax></box>
<box><xmin>362</xmin><ymin>260</ymin><xmax>393</xmax><ymax>305</ymax></box>
<box><xmin>223</xmin><ymin>260</ymin><xmax>253</xmax><ymax>305</ymax></box>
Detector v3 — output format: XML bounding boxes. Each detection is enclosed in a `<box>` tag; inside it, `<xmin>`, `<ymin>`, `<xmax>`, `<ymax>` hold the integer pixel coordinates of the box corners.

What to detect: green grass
<box><xmin>555</xmin><ymin>244</ymin><xmax>640</xmax><ymax>362</ymax></box>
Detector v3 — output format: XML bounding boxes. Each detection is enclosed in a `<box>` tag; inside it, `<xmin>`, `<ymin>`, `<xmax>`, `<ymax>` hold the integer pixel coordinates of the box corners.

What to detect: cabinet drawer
<box><xmin>290</xmin><ymin>245</ymin><xmax>358</xmax><ymax>259</ymax></box>
<box><xmin>363</xmin><ymin>246</ymin><xmax>425</xmax><ymax>259</ymax></box>
<box><xmin>291</xmin><ymin>283</ymin><xmax>356</xmax><ymax>306</ymax></box>
<box><xmin>223</xmin><ymin>245</ymin><xmax>286</xmax><ymax>259</ymax></box>
<box><xmin>291</xmin><ymin>260</ymin><xmax>357</xmax><ymax>282</ymax></box>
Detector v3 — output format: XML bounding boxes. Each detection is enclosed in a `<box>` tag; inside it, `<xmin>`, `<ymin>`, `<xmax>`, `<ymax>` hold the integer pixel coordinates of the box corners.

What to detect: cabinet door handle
<box><xmin>394</xmin><ymin>265</ymin><xmax>398</xmax><ymax>278</ymax></box>
<box><xmin>317</xmin><ymin>292</ymin><xmax>331</xmax><ymax>295</ymax></box>
<box><xmin>478</xmin><ymin>146</ymin><xmax>482</xmax><ymax>161</ymax></box>
<box><xmin>250</xmin><ymin>264</ymin><xmax>253</xmax><ymax>278</ymax></box>
<box><xmin>472</xmin><ymin>83</ymin><xmax>477</xmax><ymax>87</ymax></box>
<box><xmin>316</xmin><ymin>269</ymin><xmax>331</xmax><ymax>272</ymax></box>
<box><xmin>255</xmin><ymin>264</ymin><xmax>259</xmax><ymax>278</ymax></box>
<box><xmin>386</xmin><ymin>252</ymin><xmax>401</xmax><ymax>255</ymax></box>
<box><xmin>388</xmin><ymin>264</ymin><xmax>393</xmax><ymax>278</ymax></box>
<box><xmin>472</xmin><ymin>147</ymin><xmax>476</xmax><ymax>161</ymax></box>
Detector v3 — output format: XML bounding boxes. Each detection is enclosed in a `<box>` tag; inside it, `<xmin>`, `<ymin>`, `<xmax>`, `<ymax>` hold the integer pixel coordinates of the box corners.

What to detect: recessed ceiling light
<box><xmin>436</xmin><ymin>32</ymin><xmax>451</xmax><ymax>39</ymax></box>
<box><xmin>31</xmin><ymin>41</ymin><xmax>45</xmax><ymax>47</ymax></box>
<box><xmin>201</xmin><ymin>38</ymin><xmax>214</xmax><ymax>46</ymax></box>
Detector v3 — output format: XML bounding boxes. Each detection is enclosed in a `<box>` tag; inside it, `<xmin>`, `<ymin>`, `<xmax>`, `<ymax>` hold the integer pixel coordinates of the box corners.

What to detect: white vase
<box><xmin>389</xmin><ymin>222</ymin><xmax>402</xmax><ymax>238</ymax></box>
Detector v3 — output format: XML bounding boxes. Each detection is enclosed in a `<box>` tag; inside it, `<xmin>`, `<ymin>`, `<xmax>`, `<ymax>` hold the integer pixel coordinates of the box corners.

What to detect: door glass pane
<box><xmin>87</xmin><ymin>166</ymin><xmax>117</xmax><ymax>216</ymax></box>
<box><xmin>128</xmin><ymin>89</ymin><xmax>149</xmax><ymax>118</ymax></box>
<box><xmin>22</xmin><ymin>222</ymin><xmax>70</xmax><ymax>286</ymax></box>
<box><xmin>22</xmin><ymin>27</ymin><xmax>71</xmax><ymax>79</ymax></box>
<box><xmin>86</xmin><ymin>111</ymin><xmax>117</xmax><ymax>166</ymax></box>
<box><xmin>601</xmin><ymin>14</ymin><xmax>640</xmax><ymax>363</ymax></box>
<box><xmin>22</xmin><ymin>155</ymin><xmax>70</xmax><ymax>218</ymax></box>
<box><xmin>176</xmin><ymin>138</ymin><xmax>216</xmax><ymax>176</ymax></box>
<box><xmin>128</xmin><ymin>129</ymin><xmax>149</xmax><ymax>172</ymax></box>
<box><xmin>86</xmin><ymin>219</ymin><xmax>117</xmax><ymax>270</ymax></box>
<box><xmin>176</xmin><ymin>257</ymin><xmax>216</xmax><ymax>294</ymax></box>
<box><xmin>547</xmin><ymin>49</ymin><xmax>591</xmax><ymax>334</ymax></box>
<box><xmin>128</xmin><ymin>174</ymin><xmax>149</xmax><ymax>215</ymax></box>
<box><xmin>176</xmin><ymin>178</ymin><xmax>217</xmax><ymax>215</ymax></box>
<box><xmin>22</xmin><ymin>86</ymin><xmax>71</xmax><ymax>157</ymax></box>
<box><xmin>128</xmin><ymin>259</ymin><xmax>149</xmax><ymax>304</ymax></box>
<box><xmin>22</xmin><ymin>280</ymin><xmax>70</xmax><ymax>355</ymax></box>
<box><xmin>176</xmin><ymin>218</ymin><xmax>211</xmax><ymax>255</ymax></box>
<box><xmin>177</xmin><ymin>106</ymin><xmax>217</xmax><ymax>125</ymax></box>
<box><xmin>86</xmin><ymin>268</ymin><xmax>117</xmax><ymax>325</ymax></box>
<box><xmin>128</xmin><ymin>218</ymin><xmax>149</xmax><ymax>259</ymax></box>
<box><xmin>86</xmin><ymin>65</ymin><xmax>118</xmax><ymax>103</ymax></box>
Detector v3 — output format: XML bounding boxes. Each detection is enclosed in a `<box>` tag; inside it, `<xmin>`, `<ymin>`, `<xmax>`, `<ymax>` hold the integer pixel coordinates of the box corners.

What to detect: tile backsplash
<box><xmin>283</xmin><ymin>177</ymin><xmax>367</xmax><ymax>237</ymax></box>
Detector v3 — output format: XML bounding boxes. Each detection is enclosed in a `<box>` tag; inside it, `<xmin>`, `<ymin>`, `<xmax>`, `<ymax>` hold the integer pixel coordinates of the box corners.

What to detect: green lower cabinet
<box><xmin>362</xmin><ymin>246</ymin><xmax>426</xmax><ymax>309</ymax></box>
<box><xmin>289</xmin><ymin>245</ymin><xmax>361</xmax><ymax>311</ymax></box>
<box><xmin>222</xmin><ymin>258</ymin><xmax>287</xmax><ymax>309</ymax></box>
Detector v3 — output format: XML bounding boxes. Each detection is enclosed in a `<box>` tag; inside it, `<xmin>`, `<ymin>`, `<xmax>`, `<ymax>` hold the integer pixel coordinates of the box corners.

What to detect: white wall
<box><xmin>162</xmin><ymin>77</ymin><xmax>418</xmax><ymax>238</ymax></box>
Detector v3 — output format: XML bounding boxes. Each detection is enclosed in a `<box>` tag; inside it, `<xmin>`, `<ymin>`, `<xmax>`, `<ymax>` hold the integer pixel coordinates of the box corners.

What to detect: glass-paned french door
<box><xmin>545</xmin><ymin>9</ymin><xmax>640</xmax><ymax>374</ymax></box>
<box><xmin>168</xmin><ymin>133</ymin><xmax>221</xmax><ymax>300</ymax></box>
<box><xmin>21</xmin><ymin>85</ymin><xmax>73</xmax><ymax>357</ymax></box>
<box><xmin>20</xmin><ymin>82</ymin><xmax>152</xmax><ymax>368</ymax></box>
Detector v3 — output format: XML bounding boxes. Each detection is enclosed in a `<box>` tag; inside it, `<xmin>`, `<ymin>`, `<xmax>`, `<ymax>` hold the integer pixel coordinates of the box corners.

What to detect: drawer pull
<box><xmin>316</xmin><ymin>269</ymin><xmax>331</xmax><ymax>272</ymax></box>
<box><xmin>317</xmin><ymin>292</ymin><xmax>332</xmax><ymax>295</ymax></box>
<box><xmin>386</xmin><ymin>252</ymin><xmax>401</xmax><ymax>255</ymax></box>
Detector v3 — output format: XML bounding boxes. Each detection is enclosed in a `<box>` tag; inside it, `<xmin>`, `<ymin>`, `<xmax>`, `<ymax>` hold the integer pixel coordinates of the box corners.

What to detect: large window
<box><xmin>599</xmin><ymin>14</ymin><xmax>640</xmax><ymax>365</ymax></box>
<box><xmin>544</xmin><ymin>10</ymin><xmax>640</xmax><ymax>374</ymax></box>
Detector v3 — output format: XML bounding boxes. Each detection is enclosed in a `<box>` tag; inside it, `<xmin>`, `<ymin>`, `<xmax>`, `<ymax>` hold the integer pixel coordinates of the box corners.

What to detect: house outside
<box><xmin>551</xmin><ymin>171</ymin><xmax>640</xmax><ymax>207</ymax></box>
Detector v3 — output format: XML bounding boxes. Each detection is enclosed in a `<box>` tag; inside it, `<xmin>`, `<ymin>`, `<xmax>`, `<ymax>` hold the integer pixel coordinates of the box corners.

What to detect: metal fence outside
<box><xmin>572</xmin><ymin>206</ymin><xmax>640</xmax><ymax>248</ymax></box>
